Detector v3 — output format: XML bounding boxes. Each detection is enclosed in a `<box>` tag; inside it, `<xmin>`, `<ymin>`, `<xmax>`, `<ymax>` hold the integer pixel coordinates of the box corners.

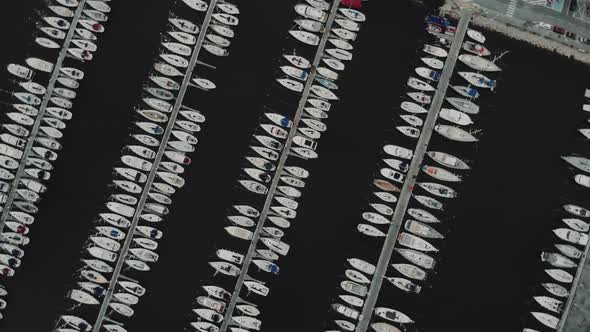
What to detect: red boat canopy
<box><xmin>340</xmin><ymin>0</ymin><xmax>362</xmax><ymax>9</ymax></box>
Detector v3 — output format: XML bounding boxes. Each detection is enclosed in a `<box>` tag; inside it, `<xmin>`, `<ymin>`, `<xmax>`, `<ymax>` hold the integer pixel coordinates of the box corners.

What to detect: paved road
<box><xmin>354</xmin><ymin>9</ymin><xmax>472</xmax><ymax>332</ymax></box>
<box><xmin>90</xmin><ymin>2</ymin><xmax>221</xmax><ymax>331</ymax></box>
<box><xmin>218</xmin><ymin>1</ymin><xmax>343</xmax><ymax>331</ymax></box>
<box><xmin>0</xmin><ymin>1</ymin><xmax>90</xmax><ymax>233</ymax></box>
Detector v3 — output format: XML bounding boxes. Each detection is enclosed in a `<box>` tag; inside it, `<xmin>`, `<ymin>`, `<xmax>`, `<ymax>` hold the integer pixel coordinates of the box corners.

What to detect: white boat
<box><xmin>291</xmin><ymin>147</ymin><xmax>318</xmax><ymax>159</ymax></box>
<box><xmin>427</xmin><ymin>151</ymin><xmax>469</xmax><ymax>170</ymax></box>
<box><xmin>281</xmin><ymin>65</ymin><xmax>308</xmax><ymax>81</ymax></box>
<box><xmin>341</xmin><ymin>280</ymin><xmax>367</xmax><ymax>297</ymax></box>
<box><xmin>304</xmin><ymin>107</ymin><xmax>328</xmax><ymax>119</ymax></box>
<box><xmin>251</xmin><ymin>146</ymin><xmax>279</xmax><ymax>161</ymax></box>
<box><xmin>332</xmin><ymin>303</ymin><xmax>360</xmax><ymax>320</ymax></box>
<box><xmin>374</xmin><ymin>191</ymin><xmax>398</xmax><ymax>204</ymax></box>
<box><xmin>383</xmin><ymin>145</ymin><xmax>413</xmax><ymax>159</ymax></box>
<box><xmin>301</xmin><ymin>118</ymin><xmax>326</xmax><ymax>131</ymax></box>
<box><xmin>245</xmin><ymin>156</ymin><xmax>276</xmax><ymax>171</ymax></box>
<box><xmin>435</xmin><ymin>124</ymin><xmax>478</xmax><ymax>142</ymax></box>
<box><xmin>130</xmin><ymin>248</ymin><xmax>159</xmax><ymax>263</ymax></box>
<box><xmin>295</xmin><ymin>18</ymin><xmax>323</xmax><ymax>32</ymax></box>
<box><xmin>530</xmin><ymin>312</ymin><xmax>558</xmax><ymax>329</ymax></box>
<box><xmin>398</xmin><ymin>232</ymin><xmax>438</xmax><ymax>252</ymax></box>
<box><xmin>553</xmin><ymin>228</ymin><xmax>588</xmax><ymax>245</ymax></box>
<box><xmin>209</xmin><ymin>261</ymin><xmax>240</xmax><ymax>276</ymax></box>
<box><xmin>322</xmin><ymin>57</ymin><xmax>345</xmax><ymax>71</ymax></box>
<box><xmin>357</xmin><ymin>224</ymin><xmax>387</xmax><ymax>237</ymax></box>
<box><xmin>458</xmin><ymin>72</ymin><xmax>496</xmax><ymax>90</ymax></box>
<box><xmin>562</xmin><ymin>218</ymin><xmax>589</xmax><ymax>232</ymax></box>
<box><xmin>68</xmin><ymin>289</ymin><xmax>100</xmax><ymax>305</ymax></box>
<box><xmin>422</xmin><ymin>165</ymin><xmax>461</xmax><ymax>182</ymax></box>
<box><xmin>233</xmin><ymin>316</ymin><xmax>261</xmax><ymax>331</ymax></box>
<box><xmin>283</xmin><ymin>54</ymin><xmax>311</xmax><ymax>69</ymax></box>
<box><xmin>405</xmin><ymin>219</ymin><xmax>444</xmax><ymax>239</ymax></box>
<box><xmin>160</xmin><ymin>53</ymin><xmax>188</xmax><ymax>68</ymax></box>
<box><xmin>418</xmin><ymin>182</ymin><xmax>457</xmax><ymax>198</ymax></box>
<box><xmin>289</xmin><ymin>30</ymin><xmax>320</xmax><ymax>46</ymax></box>
<box><xmin>345</xmin><ymin>269</ymin><xmax>371</xmax><ymax>284</ymax></box>
<box><xmin>257</xmin><ymin>248</ymin><xmax>280</xmax><ymax>261</ymax></box>
<box><xmin>374</xmin><ymin>307</ymin><xmax>413</xmax><ymax>323</ymax></box>
<box><xmin>467</xmin><ymin>29</ymin><xmax>486</xmax><ymax>43</ymax></box>
<box><xmin>407</xmin><ymin>77</ymin><xmax>435</xmax><ymax>92</ymax></box>
<box><xmin>439</xmin><ymin>108</ymin><xmax>473</xmax><ymax>126</ymax></box>
<box><xmin>396</xmin><ymin>126</ymin><xmax>420</xmax><ymax>138</ymax></box>
<box><xmin>271</xmin><ymin>206</ymin><xmax>297</xmax><ymax>218</ymax></box>
<box><xmin>446</xmin><ymin>97</ymin><xmax>479</xmax><ymax>114</ymax></box>
<box><xmin>563</xmin><ymin>203</ymin><xmax>590</xmax><ymax>217</ymax></box>
<box><xmin>542</xmin><ymin>282</ymin><xmax>569</xmax><ymax>298</ymax></box>
<box><xmin>533</xmin><ymin>296</ymin><xmax>562</xmax><ymax>313</ymax></box>
<box><xmin>541</xmin><ymin>252</ymin><xmax>576</xmax><ymax>268</ymax></box>
<box><xmin>325</xmin><ymin>48</ymin><xmax>352</xmax><ymax>61</ymax></box>
<box><xmin>423</xmin><ymin>44</ymin><xmax>447</xmax><ymax>57</ymax></box>
<box><xmin>362</xmin><ymin>212</ymin><xmax>389</xmax><ymax>225</ymax></box>
<box><xmin>451</xmin><ymin>85</ymin><xmax>479</xmax><ymax>99</ymax></box>
<box><xmin>284</xmin><ymin>165</ymin><xmax>310</xmax><ymax>178</ymax></box>
<box><xmin>555</xmin><ymin>243</ymin><xmax>581</xmax><ymax>259</ymax></box>
<box><xmin>401</xmin><ymin>101</ymin><xmax>428</xmax><ymax>114</ymax></box>
<box><xmin>332</xmin><ymin>28</ymin><xmax>357</xmax><ymax>41</ymax></box>
<box><xmin>562</xmin><ymin>156</ymin><xmax>590</xmax><ymax>173</ymax></box>
<box><xmin>338</xmin><ymin>8</ymin><xmax>366</xmax><ymax>22</ymax></box>
<box><xmin>265</xmin><ymin>113</ymin><xmax>292</xmax><ymax>128</ymax></box>
<box><xmin>400</xmin><ymin>114</ymin><xmax>423</xmax><ymax>127</ymax></box>
<box><xmin>59</xmin><ymin>315</ymin><xmax>92</xmax><ymax>331</ymax></box>
<box><xmin>328</xmin><ymin>38</ymin><xmax>353</xmax><ymax>51</ymax></box>
<box><xmin>227</xmin><ymin>215</ymin><xmax>254</xmax><ymax>227</ymax></box>
<box><xmin>136</xmin><ymin>225</ymin><xmax>163</xmax><ymax>239</ymax></box>
<box><xmin>395</xmin><ymin>248</ymin><xmax>435</xmax><ymax>269</ymax></box>
<box><xmin>407</xmin><ymin>91</ymin><xmax>431</xmax><ymax>104</ymax></box>
<box><xmin>236</xmin><ymin>304</ymin><xmax>259</xmax><ymax>317</ymax></box>
<box><xmin>340</xmin><ymin>294</ymin><xmax>364</xmax><ymax>308</ymax></box>
<box><xmin>306</xmin><ymin>0</ymin><xmax>330</xmax><ymax>10</ymax></box>
<box><xmin>311</xmin><ymin>84</ymin><xmax>338</xmax><ymax>100</ymax></box>
<box><xmin>370</xmin><ymin>203</ymin><xmax>393</xmax><ymax>216</ymax></box>
<box><xmin>260</xmin><ymin>237</ymin><xmax>290</xmax><ymax>256</ymax></box>
<box><xmin>87</xmin><ymin>246</ymin><xmax>117</xmax><ymax>262</ymax></box>
<box><xmin>244</xmin><ymin>281</ymin><xmax>269</xmax><ymax>296</ymax></box>
<box><xmin>253</xmin><ymin>259</ymin><xmax>279</xmax><ymax>274</ymax></box>
<box><xmin>462</xmin><ymin>41</ymin><xmax>491</xmax><ymax>56</ymax></box>
<box><xmin>335</xmin><ymin>18</ymin><xmax>360</xmax><ymax>31</ymax></box>
<box><xmin>194</xmin><ymin>308</ymin><xmax>223</xmax><ymax>323</ymax></box>
<box><xmin>545</xmin><ymin>269</ymin><xmax>573</xmax><ymax>283</ymax></box>
<box><xmin>295</xmin><ymin>4</ymin><xmax>327</xmax><ymax>22</ymax></box>
<box><xmin>421</xmin><ymin>57</ymin><xmax>444</xmax><ymax>70</ymax></box>
<box><xmin>579</xmin><ymin>128</ymin><xmax>590</xmax><ymax>139</ymax></box>
<box><xmin>274</xmin><ymin>196</ymin><xmax>297</xmax><ymax>210</ymax></box>
<box><xmin>415</xmin><ymin>194</ymin><xmax>443</xmax><ymax>210</ymax></box>
<box><xmin>225</xmin><ymin>226</ymin><xmax>253</xmax><ymax>240</ymax></box>
<box><xmin>298</xmin><ymin>126</ymin><xmax>318</xmax><ymax>139</ymax></box>
<box><xmin>458</xmin><ymin>54</ymin><xmax>501</xmax><ymax>72</ymax></box>
<box><xmin>383</xmin><ymin>159</ymin><xmax>409</xmax><ymax>173</ymax></box>
<box><xmin>380</xmin><ymin>168</ymin><xmax>405</xmax><ymax>183</ymax></box>
<box><xmin>391</xmin><ymin>263</ymin><xmax>427</xmax><ymax>281</ymax></box>
<box><xmin>371</xmin><ymin>322</ymin><xmax>402</xmax><ymax>332</ymax></box>
<box><xmin>408</xmin><ymin>208</ymin><xmax>440</xmax><ymax>223</ymax></box>
<box><xmin>386</xmin><ymin>277</ymin><xmax>421</xmax><ymax>294</ymax></box>
<box><xmin>26</xmin><ymin>57</ymin><xmax>54</xmax><ymax>73</ymax></box>
<box><xmin>255</xmin><ymin>135</ymin><xmax>282</xmax><ymax>150</ymax></box>
<box><xmin>234</xmin><ymin>205</ymin><xmax>260</xmax><ymax>217</ymax></box>
<box><xmin>217</xmin><ymin>2</ymin><xmax>239</xmax><ymax>14</ymax></box>
<box><xmin>348</xmin><ymin>258</ymin><xmax>375</xmax><ymax>275</ymax></box>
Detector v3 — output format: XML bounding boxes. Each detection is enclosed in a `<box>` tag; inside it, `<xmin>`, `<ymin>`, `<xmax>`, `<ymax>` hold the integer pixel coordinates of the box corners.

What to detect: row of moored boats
<box><xmin>53</xmin><ymin>1</ymin><xmax>241</xmax><ymax>331</ymax></box>
<box><xmin>188</xmin><ymin>1</ymin><xmax>366</xmax><ymax>332</ymax></box>
<box><xmin>0</xmin><ymin>0</ymin><xmax>113</xmax><ymax>320</ymax></box>
<box><xmin>325</xmin><ymin>13</ymin><xmax>503</xmax><ymax>332</ymax></box>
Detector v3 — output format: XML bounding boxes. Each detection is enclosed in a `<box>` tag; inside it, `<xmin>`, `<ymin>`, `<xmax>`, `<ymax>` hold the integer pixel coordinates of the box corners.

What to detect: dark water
<box><xmin>0</xmin><ymin>1</ymin><xmax>589</xmax><ymax>332</ymax></box>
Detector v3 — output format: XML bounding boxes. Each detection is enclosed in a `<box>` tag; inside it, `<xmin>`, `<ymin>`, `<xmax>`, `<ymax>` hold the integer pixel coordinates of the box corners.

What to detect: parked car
<box><xmin>566</xmin><ymin>31</ymin><xmax>577</xmax><ymax>39</ymax></box>
<box><xmin>534</xmin><ymin>21</ymin><xmax>552</xmax><ymax>30</ymax></box>
<box><xmin>553</xmin><ymin>26</ymin><xmax>566</xmax><ymax>35</ymax></box>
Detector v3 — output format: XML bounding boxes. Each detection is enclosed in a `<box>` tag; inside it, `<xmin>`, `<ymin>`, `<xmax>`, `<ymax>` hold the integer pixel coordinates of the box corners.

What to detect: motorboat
<box><xmin>374</xmin><ymin>179</ymin><xmax>401</xmax><ymax>192</ymax></box>
<box><xmin>261</xmin><ymin>237</ymin><xmax>290</xmax><ymax>256</ymax></box>
<box><xmin>170</xmin><ymin>31</ymin><xmax>197</xmax><ymax>45</ymax></box>
<box><xmin>362</xmin><ymin>212</ymin><xmax>390</xmax><ymax>225</ymax></box>
<box><xmin>284</xmin><ymin>165</ymin><xmax>310</xmax><ymax>178</ymax></box>
<box><xmin>530</xmin><ymin>312</ymin><xmax>558</xmax><ymax>329</ymax></box>
<box><xmin>405</xmin><ymin>219</ymin><xmax>444</xmax><ymax>239</ymax></box>
<box><xmin>534</xmin><ymin>296</ymin><xmax>562</xmax><ymax>314</ymax></box>
<box><xmin>225</xmin><ymin>226</ymin><xmax>254</xmax><ymax>240</ymax></box>
<box><xmin>408</xmin><ymin>208</ymin><xmax>440</xmax><ymax>223</ymax></box>
<box><xmin>232</xmin><ymin>316</ymin><xmax>261</xmax><ymax>331</ymax></box>
<box><xmin>339</xmin><ymin>8</ymin><xmax>366</xmax><ymax>22</ymax></box>
<box><xmin>467</xmin><ymin>29</ymin><xmax>486</xmax><ymax>43</ymax></box>
<box><xmin>562</xmin><ymin>156</ymin><xmax>590</xmax><ymax>173</ymax></box>
<box><xmin>458</xmin><ymin>54</ymin><xmax>501</xmax><ymax>72</ymax></box>
<box><xmin>381</xmin><ymin>167</ymin><xmax>406</xmax><ymax>183</ymax></box>
<box><xmin>374</xmin><ymin>191</ymin><xmax>398</xmax><ymax>203</ymax></box>
<box><xmin>348</xmin><ymin>258</ymin><xmax>376</xmax><ymax>275</ymax></box>
<box><xmin>383</xmin><ymin>159</ymin><xmax>409</xmax><ymax>173</ymax></box>
<box><xmin>58</xmin><ymin>315</ymin><xmax>92</xmax><ymax>332</ymax></box>
<box><xmin>311</xmin><ymin>85</ymin><xmax>338</xmax><ymax>100</ymax></box>
<box><xmin>391</xmin><ymin>263</ymin><xmax>427</xmax><ymax>281</ymax></box>
<box><xmin>235</xmin><ymin>205</ymin><xmax>261</xmax><ymax>219</ymax></box>
<box><xmin>451</xmin><ymin>85</ymin><xmax>479</xmax><ymax>99</ymax></box>
<box><xmin>154</xmin><ymin>62</ymin><xmax>183</xmax><ymax>77</ymax></box>
<box><xmin>555</xmin><ymin>243</ymin><xmax>582</xmax><ymax>259</ymax></box>
<box><xmin>277</xmin><ymin>185</ymin><xmax>302</xmax><ymax>198</ymax></box>
<box><xmin>217</xmin><ymin>2</ymin><xmax>239</xmax><ymax>15</ymax></box>
<box><xmin>383</xmin><ymin>144</ymin><xmax>413</xmax><ymax>159</ymax></box>
<box><xmin>462</xmin><ymin>41</ymin><xmax>491</xmax><ymax>56</ymax></box>
<box><xmin>341</xmin><ymin>280</ymin><xmax>368</xmax><ymax>297</ymax></box>
<box><xmin>578</xmin><ymin>128</ymin><xmax>590</xmax><ymax>139</ymax></box>
<box><xmin>334</xmin><ymin>320</ymin><xmax>355</xmax><ymax>331</ymax></box>
<box><xmin>335</xmin><ymin>18</ymin><xmax>360</xmax><ymax>31</ymax></box>
<box><xmin>340</xmin><ymin>294</ymin><xmax>364</xmax><ymax>308</ymax></box>
<box><xmin>407</xmin><ymin>92</ymin><xmax>431</xmax><ymax>104</ymax></box>
<box><xmin>386</xmin><ymin>277</ymin><xmax>422</xmax><ymax>294</ymax></box>
<box><xmin>371</xmin><ymin>322</ymin><xmax>402</xmax><ymax>332</ymax></box>
<box><xmin>322</xmin><ymin>57</ymin><xmax>345</xmax><ymax>71</ymax></box>
<box><xmin>423</xmin><ymin>44</ymin><xmax>447</xmax><ymax>57</ymax></box>
<box><xmin>401</xmin><ymin>101</ymin><xmax>428</xmax><ymax>114</ymax></box>
<box><xmin>553</xmin><ymin>228</ymin><xmax>588</xmax><ymax>245</ymax></box>
<box><xmin>370</xmin><ymin>203</ymin><xmax>393</xmax><ymax>216</ymax></box>
<box><xmin>289</xmin><ymin>30</ymin><xmax>320</xmax><ymax>46</ymax></box>
<box><xmin>545</xmin><ymin>269</ymin><xmax>573</xmax><ymax>283</ymax></box>
<box><xmin>398</xmin><ymin>232</ymin><xmax>438</xmax><ymax>252</ymax></box>
<box><xmin>295</xmin><ymin>4</ymin><xmax>327</xmax><ymax>22</ymax></box>
<box><xmin>26</xmin><ymin>57</ymin><xmax>54</xmax><ymax>73</ymax></box>
<box><xmin>541</xmin><ymin>252</ymin><xmax>577</xmax><ymax>268</ymax></box>
<box><xmin>332</xmin><ymin>302</ymin><xmax>360</xmax><ymax>320</ymax></box>
<box><xmin>562</xmin><ymin>218</ymin><xmax>589</xmax><ymax>232</ymax></box>
<box><xmin>422</xmin><ymin>165</ymin><xmax>462</xmax><ymax>182</ymax></box>
<box><xmin>446</xmin><ymin>97</ymin><xmax>479</xmax><ymax>114</ymax></box>
<box><xmin>435</xmin><ymin>124</ymin><xmax>478</xmax><ymax>142</ymax></box>
<box><xmin>213</xmin><ymin>13</ymin><xmax>239</xmax><ymax>26</ymax></box>
<box><xmin>458</xmin><ymin>72</ymin><xmax>496</xmax><ymax>89</ymax></box>
<box><xmin>395</xmin><ymin>248</ymin><xmax>436</xmax><ymax>269</ymax></box>
<box><xmin>160</xmin><ymin>53</ymin><xmax>189</xmax><ymax>68</ymax></box>
<box><xmin>328</xmin><ymin>38</ymin><xmax>353</xmax><ymax>51</ymax></box>
<box><xmin>169</xmin><ymin>18</ymin><xmax>199</xmax><ymax>34</ymax></box>
<box><xmin>563</xmin><ymin>203</ymin><xmax>590</xmax><ymax>218</ymax></box>
<box><xmin>236</xmin><ymin>304</ymin><xmax>260</xmax><ymax>317</ymax></box>
<box><xmin>304</xmin><ymin>106</ymin><xmax>328</xmax><ymax>119</ymax></box>
<box><xmin>209</xmin><ymin>261</ymin><xmax>240</xmax><ymax>276</ymax></box>
<box><xmin>418</xmin><ymin>182</ymin><xmax>457</xmax><ymax>198</ymax></box>
<box><xmin>415</xmin><ymin>67</ymin><xmax>441</xmax><ymax>81</ymax></box>
<box><xmin>542</xmin><ymin>283</ymin><xmax>569</xmax><ymax>298</ymax></box>
<box><xmin>374</xmin><ymin>307</ymin><xmax>413</xmax><ymax>324</ymax></box>
<box><xmin>325</xmin><ymin>48</ymin><xmax>352</xmax><ymax>61</ymax></box>
<box><xmin>407</xmin><ymin>77</ymin><xmax>435</xmax><ymax>92</ymax></box>
<box><xmin>421</xmin><ymin>57</ymin><xmax>444</xmax><ymax>69</ymax></box>
<box><xmin>332</xmin><ymin>27</ymin><xmax>357</xmax><ymax>41</ymax></box>
<box><xmin>203</xmin><ymin>44</ymin><xmax>228</xmax><ymax>57</ymax></box>
<box><xmin>193</xmin><ymin>308</ymin><xmax>223</xmax><ymax>323</ymax></box>
<box><xmin>427</xmin><ymin>151</ymin><xmax>470</xmax><ymax>170</ymax></box>
<box><xmin>400</xmin><ymin>114</ymin><xmax>423</xmax><ymax>127</ymax></box>
<box><xmin>439</xmin><ymin>108</ymin><xmax>473</xmax><ymax>126</ymax></box>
